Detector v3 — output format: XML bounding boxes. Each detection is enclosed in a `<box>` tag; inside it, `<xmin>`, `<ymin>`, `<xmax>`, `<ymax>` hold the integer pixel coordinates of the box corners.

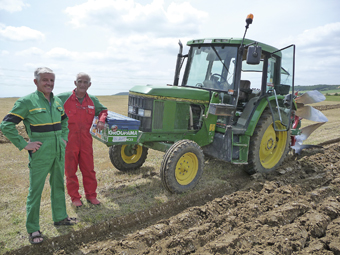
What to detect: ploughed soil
<box><xmin>3</xmin><ymin>104</ymin><xmax>340</xmax><ymax>255</ymax></box>
<box><xmin>8</xmin><ymin>141</ymin><xmax>340</xmax><ymax>255</ymax></box>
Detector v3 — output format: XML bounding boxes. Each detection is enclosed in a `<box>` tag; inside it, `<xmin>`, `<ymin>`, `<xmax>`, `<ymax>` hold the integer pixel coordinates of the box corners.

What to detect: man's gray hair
<box><xmin>34</xmin><ymin>67</ymin><xmax>54</xmax><ymax>81</ymax></box>
<box><xmin>76</xmin><ymin>72</ymin><xmax>91</xmax><ymax>82</ymax></box>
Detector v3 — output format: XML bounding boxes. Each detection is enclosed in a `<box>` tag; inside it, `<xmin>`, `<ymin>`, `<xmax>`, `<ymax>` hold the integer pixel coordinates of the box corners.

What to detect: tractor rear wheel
<box><xmin>245</xmin><ymin>110</ymin><xmax>290</xmax><ymax>174</ymax></box>
<box><xmin>109</xmin><ymin>144</ymin><xmax>148</xmax><ymax>171</ymax></box>
<box><xmin>160</xmin><ymin>140</ymin><xmax>204</xmax><ymax>194</ymax></box>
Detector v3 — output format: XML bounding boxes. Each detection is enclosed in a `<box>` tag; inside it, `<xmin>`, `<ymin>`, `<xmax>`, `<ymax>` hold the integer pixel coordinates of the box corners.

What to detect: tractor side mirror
<box><xmin>246</xmin><ymin>45</ymin><xmax>262</xmax><ymax>64</ymax></box>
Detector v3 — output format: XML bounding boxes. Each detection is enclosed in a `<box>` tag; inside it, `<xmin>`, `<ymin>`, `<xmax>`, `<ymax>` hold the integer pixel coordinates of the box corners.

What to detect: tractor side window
<box><xmin>226</xmin><ymin>58</ymin><xmax>236</xmax><ymax>87</ymax></box>
<box><xmin>274</xmin><ymin>45</ymin><xmax>295</xmax><ymax>95</ymax></box>
<box><xmin>279</xmin><ymin>46</ymin><xmax>294</xmax><ymax>87</ymax></box>
<box><xmin>241</xmin><ymin>59</ymin><xmax>262</xmax><ymax>90</ymax></box>
<box><xmin>266</xmin><ymin>57</ymin><xmax>276</xmax><ymax>92</ymax></box>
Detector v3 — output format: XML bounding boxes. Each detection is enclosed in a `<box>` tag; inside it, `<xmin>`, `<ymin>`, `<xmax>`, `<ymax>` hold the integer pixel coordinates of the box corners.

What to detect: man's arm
<box><xmin>61</xmin><ymin>111</ymin><xmax>69</xmax><ymax>142</ymax></box>
<box><xmin>56</xmin><ymin>98</ymin><xmax>69</xmax><ymax>142</ymax></box>
<box><xmin>91</xmin><ymin>96</ymin><xmax>108</xmax><ymax>121</ymax></box>
<box><xmin>90</xmin><ymin>95</ymin><xmax>108</xmax><ymax>130</ymax></box>
<box><xmin>0</xmin><ymin>99</ymin><xmax>29</xmax><ymax>150</ymax></box>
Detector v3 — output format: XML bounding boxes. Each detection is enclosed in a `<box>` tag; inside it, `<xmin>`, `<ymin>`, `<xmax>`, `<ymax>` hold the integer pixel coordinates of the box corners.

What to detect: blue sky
<box><xmin>1</xmin><ymin>0</ymin><xmax>340</xmax><ymax>97</ymax></box>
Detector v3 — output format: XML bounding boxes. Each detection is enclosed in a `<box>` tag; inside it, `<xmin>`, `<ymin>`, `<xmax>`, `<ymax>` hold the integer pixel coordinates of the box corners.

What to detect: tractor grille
<box><xmin>153</xmin><ymin>101</ymin><xmax>164</xmax><ymax>129</ymax></box>
<box><xmin>128</xmin><ymin>94</ymin><xmax>153</xmax><ymax>132</ymax></box>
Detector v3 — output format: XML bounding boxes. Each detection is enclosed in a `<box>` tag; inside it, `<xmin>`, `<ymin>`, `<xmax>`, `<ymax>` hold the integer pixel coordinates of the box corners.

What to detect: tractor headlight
<box><xmin>137</xmin><ymin>108</ymin><xmax>151</xmax><ymax>117</ymax></box>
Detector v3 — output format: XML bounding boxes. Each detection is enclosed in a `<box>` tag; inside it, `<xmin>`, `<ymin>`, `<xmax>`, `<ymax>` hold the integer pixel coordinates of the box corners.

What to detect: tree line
<box><xmin>295</xmin><ymin>84</ymin><xmax>340</xmax><ymax>91</ymax></box>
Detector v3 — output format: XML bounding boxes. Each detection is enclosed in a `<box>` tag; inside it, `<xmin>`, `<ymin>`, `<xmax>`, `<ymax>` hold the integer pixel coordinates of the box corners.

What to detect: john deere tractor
<box><xmin>94</xmin><ymin>14</ymin><xmax>327</xmax><ymax>193</ymax></box>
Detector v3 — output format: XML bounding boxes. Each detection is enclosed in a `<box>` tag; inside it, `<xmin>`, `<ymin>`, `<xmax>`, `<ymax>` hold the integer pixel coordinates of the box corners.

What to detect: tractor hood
<box><xmin>129</xmin><ymin>85</ymin><xmax>211</xmax><ymax>103</ymax></box>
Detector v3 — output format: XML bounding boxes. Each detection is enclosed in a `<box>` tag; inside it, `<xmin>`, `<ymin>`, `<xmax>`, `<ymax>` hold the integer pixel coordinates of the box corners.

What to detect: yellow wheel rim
<box><xmin>175</xmin><ymin>152</ymin><xmax>198</xmax><ymax>185</ymax></box>
<box><xmin>121</xmin><ymin>145</ymin><xmax>142</xmax><ymax>164</ymax></box>
<box><xmin>259</xmin><ymin>121</ymin><xmax>287</xmax><ymax>169</ymax></box>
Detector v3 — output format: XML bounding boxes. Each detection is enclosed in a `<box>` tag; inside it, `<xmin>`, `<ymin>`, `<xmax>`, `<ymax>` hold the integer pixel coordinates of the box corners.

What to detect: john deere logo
<box><xmin>111</xmin><ymin>125</ymin><xmax>118</xmax><ymax>132</ymax></box>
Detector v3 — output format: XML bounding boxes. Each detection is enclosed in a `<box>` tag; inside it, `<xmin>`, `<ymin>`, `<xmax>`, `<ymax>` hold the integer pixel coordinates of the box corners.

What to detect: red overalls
<box><xmin>58</xmin><ymin>90</ymin><xmax>107</xmax><ymax>201</ymax></box>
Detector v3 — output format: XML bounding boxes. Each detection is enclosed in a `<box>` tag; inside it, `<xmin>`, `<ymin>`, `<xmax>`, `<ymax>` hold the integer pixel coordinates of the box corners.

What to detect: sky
<box><xmin>0</xmin><ymin>0</ymin><xmax>340</xmax><ymax>98</ymax></box>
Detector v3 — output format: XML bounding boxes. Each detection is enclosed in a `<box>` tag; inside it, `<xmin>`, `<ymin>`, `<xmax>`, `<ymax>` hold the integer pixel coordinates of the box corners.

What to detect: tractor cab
<box><xmin>177</xmin><ymin>38</ymin><xmax>296</xmax><ymax>134</ymax></box>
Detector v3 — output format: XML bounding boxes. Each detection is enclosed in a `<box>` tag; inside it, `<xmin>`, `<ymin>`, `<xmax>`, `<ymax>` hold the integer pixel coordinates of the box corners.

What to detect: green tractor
<box><xmin>94</xmin><ymin>14</ymin><xmax>326</xmax><ymax>193</ymax></box>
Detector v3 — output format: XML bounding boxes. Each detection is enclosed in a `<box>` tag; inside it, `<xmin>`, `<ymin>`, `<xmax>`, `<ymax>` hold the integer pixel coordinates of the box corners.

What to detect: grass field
<box><xmin>0</xmin><ymin>94</ymin><xmax>339</xmax><ymax>253</ymax></box>
<box><xmin>325</xmin><ymin>95</ymin><xmax>340</xmax><ymax>101</ymax></box>
<box><xmin>324</xmin><ymin>89</ymin><xmax>340</xmax><ymax>94</ymax></box>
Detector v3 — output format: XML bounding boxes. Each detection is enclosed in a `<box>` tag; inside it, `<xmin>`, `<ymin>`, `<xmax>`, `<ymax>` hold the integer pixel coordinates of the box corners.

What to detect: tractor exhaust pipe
<box><xmin>173</xmin><ymin>40</ymin><xmax>183</xmax><ymax>86</ymax></box>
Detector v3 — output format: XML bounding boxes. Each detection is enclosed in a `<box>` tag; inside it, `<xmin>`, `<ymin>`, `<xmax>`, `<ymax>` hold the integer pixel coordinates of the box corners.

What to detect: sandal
<box><xmin>54</xmin><ymin>217</ymin><xmax>78</xmax><ymax>226</ymax></box>
<box><xmin>29</xmin><ymin>231</ymin><xmax>43</xmax><ymax>245</ymax></box>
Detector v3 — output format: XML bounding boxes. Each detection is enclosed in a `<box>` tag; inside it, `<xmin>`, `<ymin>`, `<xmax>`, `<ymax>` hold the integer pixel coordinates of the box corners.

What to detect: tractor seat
<box><xmin>239</xmin><ymin>80</ymin><xmax>251</xmax><ymax>101</ymax></box>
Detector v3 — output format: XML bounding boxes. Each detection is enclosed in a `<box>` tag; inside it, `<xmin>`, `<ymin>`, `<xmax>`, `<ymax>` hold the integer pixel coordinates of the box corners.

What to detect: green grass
<box><xmin>296</xmin><ymin>89</ymin><xmax>340</xmax><ymax>96</ymax></box>
<box><xmin>323</xmin><ymin>89</ymin><xmax>340</xmax><ymax>94</ymax></box>
<box><xmin>325</xmin><ymin>95</ymin><xmax>340</xmax><ymax>101</ymax></box>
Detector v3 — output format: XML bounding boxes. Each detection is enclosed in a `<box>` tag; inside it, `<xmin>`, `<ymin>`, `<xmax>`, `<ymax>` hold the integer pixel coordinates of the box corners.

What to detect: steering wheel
<box><xmin>210</xmin><ymin>73</ymin><xmax>227</xmax><ymax>83</ymax></box>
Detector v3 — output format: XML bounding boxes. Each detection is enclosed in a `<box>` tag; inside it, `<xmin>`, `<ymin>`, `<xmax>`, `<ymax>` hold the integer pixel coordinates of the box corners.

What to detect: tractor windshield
<box><xmin>182</xmin><ymin>46</ymin><xmax>238</xmax><ymax>92</ymax></box>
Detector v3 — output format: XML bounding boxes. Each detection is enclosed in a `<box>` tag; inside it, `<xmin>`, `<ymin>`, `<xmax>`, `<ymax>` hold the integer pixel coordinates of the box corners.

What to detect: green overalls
<box><xmin>0</xmin><ymin>90</ymin><xmax>69</xmax><ymax>233</ymax></box>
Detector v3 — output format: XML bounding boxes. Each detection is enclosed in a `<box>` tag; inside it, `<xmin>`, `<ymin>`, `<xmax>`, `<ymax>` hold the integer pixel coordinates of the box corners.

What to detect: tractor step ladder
<box><xmin>231</xmin><ymin>133</ymin><xmax>250</xmax><ymax>164</ymax></box>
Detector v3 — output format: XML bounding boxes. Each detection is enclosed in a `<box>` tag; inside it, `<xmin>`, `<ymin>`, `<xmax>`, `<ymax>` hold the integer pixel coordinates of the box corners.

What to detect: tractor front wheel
<box><xmin>246</xmin><ymin>110</ymin><xmax>290</xmax><ymax>174</ymax></box>
<box><xmin>109</xmin><ymin>144</ymin><xmax>148</xmax><ymax>171</ymax></box>
<box><xmin>160</xmin><ymin>140</ymin><xmax>204</xmax><ymax>194</ymax></box>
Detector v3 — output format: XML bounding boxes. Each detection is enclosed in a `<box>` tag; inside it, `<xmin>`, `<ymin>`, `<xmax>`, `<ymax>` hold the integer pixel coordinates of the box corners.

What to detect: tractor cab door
<box><xmin>240</xmin><ymin>44</ymin><xmax>295</xmax><ymax>131</ymax></box>
<box><xmin>268</xmin><ymin>44</ymin><xmax>296</xmax><ymax>131</ymax></box>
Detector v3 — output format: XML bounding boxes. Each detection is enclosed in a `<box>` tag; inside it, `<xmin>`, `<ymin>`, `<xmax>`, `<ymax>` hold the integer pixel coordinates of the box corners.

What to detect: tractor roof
<box><xmin>187</xmin><ymin>37</ymin><xmax>279</xmax><ymax>54</ymax></box>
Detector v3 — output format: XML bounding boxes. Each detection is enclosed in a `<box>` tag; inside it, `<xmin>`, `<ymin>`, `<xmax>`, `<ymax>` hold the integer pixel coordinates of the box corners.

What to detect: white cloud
<box><xmin>45</xmin><ymin>47</ymin><xmax>120</xmax><ymax>62</ymax></box>
<box><xmin>15</xmin><ymin>47</ymin><xmax>44</xmax><ymax>56</ymax></box>
<box><xmin>0</xmin><ymin>0</ymin><xmax>29</xmax><ymax>13</ymax></box>
<box><xmin>108</xmin><ymin>34</ymin><xmax>178</xmax><ymax>56</ymax></box>
<box><xmin>281</xmin><ymin>22</ymin><xmax>340</xmax><ymax>56</ymax></box>
<box><xmin>45</xmin><ymin>47</ymin><xmax>78</xmax><ymax>60</ymax></box>
<box><xmin>295</xmin><ymin>22</ymin><xmax>340</xmax><ymax>47</ymax></box>
<box><xmin>281</xmin><ymin>22</ymin><xmax>340</xmax><ymax>85</ymax></box>
<box><xmin>1</xmin><ymin>50</ymin><xmax>9</xmax><ymax>56</ymax></box>
<box><xmin>0</xmin><ymin>25</ymin><xmax>45</xmax><ymax>42</ymax></box>
<box><xmin>64</xmin><ymin>0</ymin><xmax>208</xmax><ymax>37</ymax></box>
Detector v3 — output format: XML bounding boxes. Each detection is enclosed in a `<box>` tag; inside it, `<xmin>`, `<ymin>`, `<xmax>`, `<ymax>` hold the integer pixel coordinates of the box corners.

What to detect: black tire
<box><xmin>160</xmin><ymin>140</ymin><xmax>188</xmax><ymax>190</ymax></box>
<box><xmin>160</xmin><ymin>140</ymin><xmax>204</xmax><ymax>194</ymax></box>
<box><xmin>245</xmin><ymin>110</ymin><xmax>290</xmax><ymax>174</ymax></box>
<box><xmin>109</xmin><ymin>144</ymin><xmax>148</xmax><ymax>171</ymax></box>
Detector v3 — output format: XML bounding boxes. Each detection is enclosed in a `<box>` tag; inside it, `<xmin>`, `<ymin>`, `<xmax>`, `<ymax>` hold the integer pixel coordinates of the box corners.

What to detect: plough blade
<box><xmin>297</xmin><ymin>122</ymin><xmax>326</xmax><ymax>141</ymax></box>
<box><xmin>291</xmin><ymin>143</ymin><xmax>323</xmax><ymax>154</ymax></box>
<box><xmin>295</xmin><ymin>90</ymin><xmax>326</xmax><ymax>104</ymax></box>
<box><xmin>292</xmin><ymin>122</ymin><xmax>326</xmax><ymax>154</ymax></box>
<box><xmin>292</xmin><ymin>90</ymin><xmax>328</xmax><ymax>154</ymax></box>
<box><xmin>295</xmin><ymin>105</ymin><xmax>328</xmax><ymax>122</ymax></box>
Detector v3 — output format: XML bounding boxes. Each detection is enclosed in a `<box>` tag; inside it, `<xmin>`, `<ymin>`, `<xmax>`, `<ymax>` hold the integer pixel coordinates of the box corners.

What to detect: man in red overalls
<box><xmin>57</xmin><ymin>73</ymin><xmax>108</xmax><ymax>207</ymax></box>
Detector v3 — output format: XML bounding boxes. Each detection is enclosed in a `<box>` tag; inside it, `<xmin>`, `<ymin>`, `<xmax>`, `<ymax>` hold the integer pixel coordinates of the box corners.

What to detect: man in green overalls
<box><xmin>0</xmin><ymin>67</ymin><xmax>77</xmax><ymax>245</ymax></box>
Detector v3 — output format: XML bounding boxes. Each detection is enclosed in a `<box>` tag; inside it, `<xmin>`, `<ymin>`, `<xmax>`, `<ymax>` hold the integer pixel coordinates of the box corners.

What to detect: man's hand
<box><xmin>97</xmin><ymin>121</ymin><xmax>105</xmax><ymax>132</ymax></box>
<box><xmin>62</xmin><ymin>139</ymin><xmax>67</xmax><ymax>146</ymax></box>
<box><xmin>24</xmin><ymin>141</ymin><xmax>42</xmax><ymax>153</ymax></box>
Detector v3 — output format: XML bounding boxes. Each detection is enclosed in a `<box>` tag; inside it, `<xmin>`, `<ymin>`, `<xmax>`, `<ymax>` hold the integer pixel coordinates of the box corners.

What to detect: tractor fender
<box><xmin>244</xmin><ymin>95</ymin><xmax>287</xmax><ymax>137</ymax></box>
